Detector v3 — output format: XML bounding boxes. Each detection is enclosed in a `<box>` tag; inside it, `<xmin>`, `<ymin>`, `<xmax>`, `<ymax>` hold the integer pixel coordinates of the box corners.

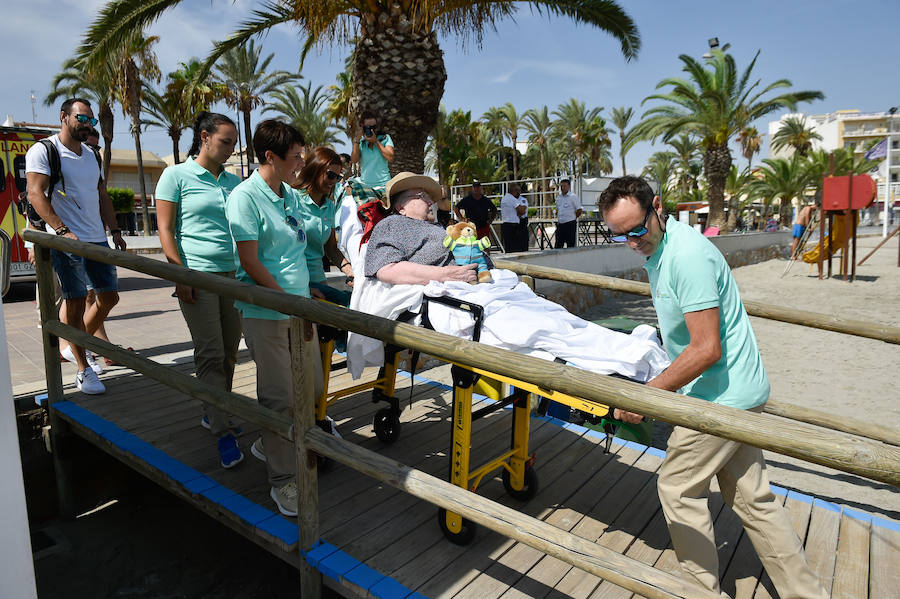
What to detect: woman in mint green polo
<box><xmin>225</xmin><ymin>119</ymin><xmax>320</xmax><ymax>518</ymax></box>
<box><xmin>156</xmin><ymin>111</ymin><xmax>244</xmax><ymax>470</ymax></box>
<box><xmin>292</xmin><ymin>146</ymin><xmax>353</xmax><ymax>306</ymax></box>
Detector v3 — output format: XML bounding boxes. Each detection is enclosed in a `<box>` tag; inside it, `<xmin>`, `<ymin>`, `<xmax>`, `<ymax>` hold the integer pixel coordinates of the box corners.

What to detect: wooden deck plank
<box><xmin>802</xmin><ymin>501</ymin><xmax>842</xmax><ymax>596</ymax></box>
<box><xmin>831</xmin><ymin>512</ymin><xmax>870</xmax><ymax>599</ymax></box>
<box><xmin>869</xmin><ymin>522</ymin><xmax>900</xmax><ymax>599</ymax></box>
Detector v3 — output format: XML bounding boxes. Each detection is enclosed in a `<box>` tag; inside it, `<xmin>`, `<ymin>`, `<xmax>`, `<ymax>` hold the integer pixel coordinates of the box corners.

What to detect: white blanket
<box><xmin>346</xmin><ymin>268</ymin><xmax>670</xmax><ymax>382</ymax></box>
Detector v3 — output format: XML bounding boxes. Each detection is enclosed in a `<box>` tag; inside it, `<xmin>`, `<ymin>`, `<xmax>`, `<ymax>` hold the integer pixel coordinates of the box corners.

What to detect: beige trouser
<box><xmin>658</xmin><ymin>409</ymin><xmax>828</xmax><ymax>599</ymax></box>
<box><xmin>178</xmin><ymin>272</ymin><xmax>242</xmax><ymax>437</ymax></box>
<box><xmin>242</xmin><ymin>317</ymin><xmax>323</xmax><ymax>487</ymax></box>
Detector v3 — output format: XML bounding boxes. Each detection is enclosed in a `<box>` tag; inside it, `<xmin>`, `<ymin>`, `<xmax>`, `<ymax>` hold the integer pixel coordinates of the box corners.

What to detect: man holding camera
<box><xmin>351</xmin><ymin>111</ymin><xmax>395</xmax><ymax>190</ymax></box>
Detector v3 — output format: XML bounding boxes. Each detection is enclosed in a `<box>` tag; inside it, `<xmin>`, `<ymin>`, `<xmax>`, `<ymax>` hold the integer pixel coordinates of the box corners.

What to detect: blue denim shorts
<box><xmin>51</xmin><ymin>241</ymin><xmax>119</xmax><ymax>299</ymax></box>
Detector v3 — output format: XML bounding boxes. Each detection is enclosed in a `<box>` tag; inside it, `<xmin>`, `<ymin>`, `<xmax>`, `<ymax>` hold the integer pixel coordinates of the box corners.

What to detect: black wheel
<box><xmin>502</xmin><ymin>464</ymin><xmax>538</xmax><ymax>501</ymax></box>
<box><xmin>373</xmin><ymin>409</ymin><xmax>401</xmax><ymax>444</ymax></box>
<box><xmin>437</xmin><ymin>507</ymin><xmax>477</xmax><ymax>545</ymax></box>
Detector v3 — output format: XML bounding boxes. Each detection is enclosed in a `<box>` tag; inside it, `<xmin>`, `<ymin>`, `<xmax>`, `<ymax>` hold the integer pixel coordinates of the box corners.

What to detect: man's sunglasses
<box><xmin>72</xmin><ymin>114</ymin><xmax>99</xmax><ymax>126</ymax></box>
<box><xmin>610</xmin><ymin>205</ymin><xmax>653</xmax><ymax>243</ymax></box>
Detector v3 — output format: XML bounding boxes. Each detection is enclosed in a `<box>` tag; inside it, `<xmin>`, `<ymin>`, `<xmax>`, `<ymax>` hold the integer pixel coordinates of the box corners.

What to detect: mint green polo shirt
<box><xmin>154</xmin><ymin>157</ymin><xmax>241</xmax><ymax>272</ymax></box>
<box><xmin>359</xmin><ymin>134</ymin><xmax>393</xmax><ymax>188</ymax></box>
<box><xmin>295</xmin><ymin>188</ymin><xmax>338</xmax><ymax>284</ymax></box>
<box><xmin>644</xmin><ymin>216</ymin><xmax>769</xmax><ymax>409</ymax></box>
<box><xmin>225</xmin><ymin>171</ymin><xmax>310</xmax><ymax>320</ymax></box>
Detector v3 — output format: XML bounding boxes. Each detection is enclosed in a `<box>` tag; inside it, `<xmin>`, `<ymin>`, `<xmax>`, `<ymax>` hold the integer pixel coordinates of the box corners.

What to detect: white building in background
<box><xmin>768</xmin><ymin>109</ymin><xmax>899</xmax><ymax>224</ymax></box>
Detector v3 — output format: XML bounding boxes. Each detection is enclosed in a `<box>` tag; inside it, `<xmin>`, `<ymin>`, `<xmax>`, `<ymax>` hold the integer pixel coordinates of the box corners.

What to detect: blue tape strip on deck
<box><xmin>786</xmin><ymin>489</ymin><xmax>815</xmax><ymax>505</ymax></box>
<box><xmin>813</xmin><ymin>498</ymin><xmax>842</xmax><ymax>513</ymax></box>
<box><xmin>344</xmin><ymin>563</ymin><xmax>385</xmax><ymax>592</ymax></box>
<box><xmin>35</xmin><ymin>393</ymin><xmax>48</xmax><ymax>406</ymax></box>
<box><xmin>843</xmin><ymin>507</ymin><xmax>872</xmax><ymax>523</ymax></box>
<box><xmin>304</xmin><ymin>541</ymin><xmax>339</xmax><ymax>566</ymax></box>
<box><xmin>369</xmin><ymin>576</ymin><xmax>415</xmax><ymax>599</ymax></box>
<box><xmin>873</xmin><ymin>517</ymin><xmax>900</xmax><ymax>532</ymax></box>
<box><xmin>318</xmin><ymin>549</ymin><xmax>362</xmax><ymax>581</ymax></box>
<box><xmin>770</xmin><ymin>485</ymin><xmax>787</xmax><ymax>497</ymax></box>
<box><xmin>182</xmin><ymin>476</ymin><xmax>218</xmax><ymax>494</ymax></box>
<box><xmin>256</xmin><ymin>514</ymin><xmax>299</xmax><ymax>546</ymax></box>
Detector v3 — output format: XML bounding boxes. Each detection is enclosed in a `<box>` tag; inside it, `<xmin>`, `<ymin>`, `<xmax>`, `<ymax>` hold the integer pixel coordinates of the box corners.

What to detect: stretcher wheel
<box><xmin>373</xmin><ymin>409</ymin><xmax>401</xmax><ymax>443</ymax></box>
<box><xmin>437</xmin><ymin>507</ymin><xmax>477</xmax><ymax>545</ymax></box>
<box><xmin>502</xmin><ymin>464</ymin><xmax>538</xmax><ymax>501</ymax></box>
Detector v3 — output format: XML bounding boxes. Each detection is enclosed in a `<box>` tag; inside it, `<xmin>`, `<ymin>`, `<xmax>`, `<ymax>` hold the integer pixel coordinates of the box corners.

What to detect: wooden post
<box><xmin>290</xmin><ymin>318</ymin><xmax>321</xmax><ymax>599</ymax></box>
<box><xmin>34</xmin><ymin>245</ymin><xmax>76</xmax><ymax>519</ymax></box>
<box><xmin>851</xmin><ymin>209</ymin><xmax>858</xmax><ymax>281</ymax></box>
<box><xmin>817</xmin><ymin>207</ymin><xmax>826</xmax><ymax>279</ymax></box>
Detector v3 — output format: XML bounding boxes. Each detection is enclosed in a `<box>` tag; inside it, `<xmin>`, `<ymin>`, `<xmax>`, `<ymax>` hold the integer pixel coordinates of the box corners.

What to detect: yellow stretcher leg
<box><xmin>439</xmin><ymin>377</ymin><xmax>475</xmax><ymax>543</ymax></box>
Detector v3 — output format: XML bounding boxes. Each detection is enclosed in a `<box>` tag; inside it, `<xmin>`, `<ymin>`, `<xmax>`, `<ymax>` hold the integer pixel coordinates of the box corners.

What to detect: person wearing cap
<box><xmin>500</xmin><ymin>183</ymin><xmax>529</xmax><ymax>252</ymax></box>
<box><xmin>453</xmin><ymin>181</ymin><xmax>497</xmax><ymax>241</ymax></box>
<box><xmin>365</xmin><ymin>173</ymin><xmax>478</xmax><ymax>285</ymax></box>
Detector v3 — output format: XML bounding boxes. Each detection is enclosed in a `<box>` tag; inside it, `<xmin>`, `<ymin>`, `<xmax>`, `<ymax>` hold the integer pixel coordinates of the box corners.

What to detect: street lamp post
<box><xmin>883</xmin><ymin>106</ymin><xmax>896</xmax><ymax>238</ymax></box>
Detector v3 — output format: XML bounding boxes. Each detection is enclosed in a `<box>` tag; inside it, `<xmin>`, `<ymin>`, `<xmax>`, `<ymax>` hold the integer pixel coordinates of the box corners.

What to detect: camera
<box><xmin>363</xmin><ymin>125</ymin><xmax>375</xmax><ymax>137</ymax></box>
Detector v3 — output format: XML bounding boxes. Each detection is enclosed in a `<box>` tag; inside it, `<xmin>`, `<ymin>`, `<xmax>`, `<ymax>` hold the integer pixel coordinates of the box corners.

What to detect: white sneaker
<box><xmin>250</xmin><ymin>437</ymin><xmax>267</xmax><ymax>463</ymax></box>
<box><xmin>61</xmin><ymin>345</ymin><xmax>103</xmax><ymax>374</ymax></box>
<box><xmin>270</xmin><ymin>480</ymin><xmax>298</xmax><ymax>517</ymax></box>
<box><xmin>75</xmin><ymin>368</ymin><xmax>105</xmax><ymax>395</ymax></box>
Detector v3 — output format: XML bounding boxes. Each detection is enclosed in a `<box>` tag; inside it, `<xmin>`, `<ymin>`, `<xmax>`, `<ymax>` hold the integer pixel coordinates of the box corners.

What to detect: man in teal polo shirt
<box><xmin>598</xmin><ymin>176</ymin><xmax>826</xmax><ymax>599</ymax></box>
<box><xmin>350</xmin><ymin>110</ymin><xmax>394</xmax><ymax>189</ymax></box>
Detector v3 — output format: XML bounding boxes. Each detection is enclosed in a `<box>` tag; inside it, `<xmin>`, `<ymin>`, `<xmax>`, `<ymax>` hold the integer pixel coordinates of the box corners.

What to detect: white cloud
<box><xmin>486</xmin><ymin>59</ymin><xmax>617</xmax><ymax>87</ymax></box>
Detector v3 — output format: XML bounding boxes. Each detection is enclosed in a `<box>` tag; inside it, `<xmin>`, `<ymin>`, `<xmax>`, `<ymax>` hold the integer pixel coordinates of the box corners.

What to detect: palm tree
<box><xmin>327</xmin><ymin>58</ymin><xmax>354</xmax><ymax>142</ymax></box>
<box><xmin>584</xmin><ymin>115</ymin><xmax>613</xmax><ymax>175</ymax></box>
<box><xmin>167</xmin><ymin>58</ymin><xmax>229</xmax><ymax>115</ymax></box>
<box><xmin>802</xmin><ymin>147</ymin><xmax>882</xmax><ymax>196</ymax></box>
<box><xmin>609</xmin><ymin>106</ymin><xmax>634</xmax><ymax>175</ymax></box>
<box><xmin>46</xmin><ymin>58</ymin><xmax>117</xmax><ymax>179</ymax></box>
<box><xmin>213</xmin><ymin>40</ymin><xmax>301</xmax><ymax>165</ymax></box>
<box><xmin>553</xmin><ymin>99</ymin><xmax>604</xmax><ymax>180</ymax></box>
<box><xmin>76</xmin><ymin>1</ymin><xmax>640</xmax><ymax>176</ymax></box>
<box><xmin>498</xmin><ymin>103</ymin><xmax>525</xmax><ymax>180</ymax></box>
<box><xmin>113</xmin><ymin>33</ymin><xmax>160</xmax><ymax>235</ymax></box>
<box><xmin>737</xmin><ymin>126</ymin><xmax>763</xmax><ymax>170</ymax></box>
<box><xmin>142</xmin><ymin>87</ymin><xmax>190</xmax><ymax>163</ymax></box>
<box><xmin>668</xmin><ymin>134</ymin><xmax>702</xmax><ymax>202</ymax></box>
<box><xmin>725</xmin><ymin>165</ymin><xmax>754</xmax><ymax>230</ymax></box>
<box><xmin>264</xmin><ymin>83</ymin><xmax>342</xmax><ymax>147</ymax></box>
<box><xmin>522</xmin><ymin>106</ymin><xmax>554</xmax><ymax>198</ymax></box>
<box><xmin>771</xmin><ymin>115</ymin><xmax>823</xmax><ymax>157</ymax></box>
<box><xmin>747</xmin><ymin>156</ymin><xmax>811</xmax><ymax>225</ymax></box>
<box><xmin>631</xmin><ymin>49</ymin><xmax>823</xmax><ymax>230</ymax></box>
<box><xmin>641</xmin><ymin>151</ymin><xmax>676</xmax><ymax>211</ymax></box>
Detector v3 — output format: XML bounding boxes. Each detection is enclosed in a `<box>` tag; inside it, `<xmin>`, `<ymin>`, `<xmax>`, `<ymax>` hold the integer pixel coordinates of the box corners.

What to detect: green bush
<box><xmin>107</xmin><ymin>187</ymin><xmax>135</xmax><ymax>214</ymax></box>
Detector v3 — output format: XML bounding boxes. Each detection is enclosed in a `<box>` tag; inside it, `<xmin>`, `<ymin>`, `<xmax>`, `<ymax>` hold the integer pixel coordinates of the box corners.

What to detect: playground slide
<box><xmin>802</xmin><ymin>212</ymin><xmax>857</xmax><ymax>263</ymax></box>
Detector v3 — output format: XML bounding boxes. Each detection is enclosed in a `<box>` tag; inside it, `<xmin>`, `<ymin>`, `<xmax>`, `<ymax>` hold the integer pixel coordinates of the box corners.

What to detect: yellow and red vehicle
<box><xmin>0</xmin><ymin>124</ymin><xmax>57</xmax><ymax>295</ymax></box>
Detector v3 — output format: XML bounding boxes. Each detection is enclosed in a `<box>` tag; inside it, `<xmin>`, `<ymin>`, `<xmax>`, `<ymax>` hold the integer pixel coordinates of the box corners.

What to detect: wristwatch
<box><xmin>55</xmin><ymin>225</ymin><xmax>70</xmax><ymax>236</ymax></box>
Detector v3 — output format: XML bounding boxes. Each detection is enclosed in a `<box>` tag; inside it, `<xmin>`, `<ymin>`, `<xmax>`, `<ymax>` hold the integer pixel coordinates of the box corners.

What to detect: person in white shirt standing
<box><xmin>25</xmin><ymin>98</ymin><xmax>126</xmax><ymax>395</ymax></box>
<box><xmin>499</xmin><ymin>183</ymin><xmax>528</xmax><ymax>252</ymax></box>
<box><xmin>554</xmin><ymin>178</ymin><xmax>582</xmax><ymax>248</ymax></box>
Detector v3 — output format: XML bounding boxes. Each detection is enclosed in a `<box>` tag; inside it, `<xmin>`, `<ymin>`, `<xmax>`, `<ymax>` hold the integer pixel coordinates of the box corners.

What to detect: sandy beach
<box><xmin>584</xmin><ymin>234</ymin><xmax>900</xmax><ymax>520</ymax></box>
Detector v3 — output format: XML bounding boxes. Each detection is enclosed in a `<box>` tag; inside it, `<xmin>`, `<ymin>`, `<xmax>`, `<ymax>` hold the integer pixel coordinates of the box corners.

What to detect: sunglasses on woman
<box><xmin>72</xmin><ymin>114</ymin><xmax>99</xmax><ymax>126</ymax></box>
<box><xmin>610</xmin><ymin>205</ymin><xmax>653</xmax><ymax>243</ymax></box>
<box><xmin>284</xmin><ymin>215</ymin><xmax>307</xmax><ymax>243</ymax></box>
<box><xmin>325</xmin><ymin>170</ymin><xmax>341</xmax><ymax>181</ymax></box>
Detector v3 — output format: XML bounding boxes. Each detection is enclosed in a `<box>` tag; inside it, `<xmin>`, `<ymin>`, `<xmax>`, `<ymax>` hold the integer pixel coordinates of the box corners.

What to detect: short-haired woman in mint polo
<box><xmin>156</xmin><ymin>111</ymin><xmax>245</xmax><ymax>470</ymax></box>
<box><xmin>292</xmin><ymin>146</ymin><xmax>354</xmax><ymax>306</ymax></box>
<box><xmin>225</xmin><ymin>119</ymin><xmax>323</xmax><ymax>518</ymax></box>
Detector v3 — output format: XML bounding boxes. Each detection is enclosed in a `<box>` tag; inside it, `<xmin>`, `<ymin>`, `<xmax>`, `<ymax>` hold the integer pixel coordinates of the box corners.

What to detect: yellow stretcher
<box><xmin>316</xmin><ymin>295</ymin><xmax>619</xmax><ymax>546</ymax></box>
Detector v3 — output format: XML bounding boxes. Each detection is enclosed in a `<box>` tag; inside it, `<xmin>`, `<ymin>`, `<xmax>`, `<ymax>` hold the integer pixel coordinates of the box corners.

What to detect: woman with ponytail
<box><xmin>155</xmin><ymin>111</ymin><xmax>246</xmax><ymax>469</ymax></box>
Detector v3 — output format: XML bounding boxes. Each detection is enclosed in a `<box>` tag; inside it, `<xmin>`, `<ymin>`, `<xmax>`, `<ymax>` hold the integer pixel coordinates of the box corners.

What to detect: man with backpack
<box><xmin>25</xmin><ymin>98</ymin><xmax>126</xmax><ymax>395</ymax></box>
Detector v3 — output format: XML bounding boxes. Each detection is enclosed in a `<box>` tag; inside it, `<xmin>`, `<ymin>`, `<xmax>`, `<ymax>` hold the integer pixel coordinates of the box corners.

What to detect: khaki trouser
<box><xmin>658</xmin><ymin>408</ymin><xmax>828</xmax><ymax>599</ymax></box>
<box><xmin>178</xmin><ymin>272</ymin><xmax>242</xmax><ymax>437</ymax></box>
<box><xmin>242</xmin><ymin>317</ymin><xmax>323</xmax><ymax>487</ymax></box>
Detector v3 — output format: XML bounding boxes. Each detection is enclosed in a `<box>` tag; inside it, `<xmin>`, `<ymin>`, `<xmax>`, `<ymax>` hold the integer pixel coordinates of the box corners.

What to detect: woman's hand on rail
<box><xmin>175</xmin><ymin>282</ymin><xmax>197</xmax><ymax>304</ymax></box>
<box><xmin>440</xmin><ymin>263</ymin><xmax>477</xmax><ymax>283</ymax></box>
<box><xmin>613</xmin><ymin>408</ymin><xmax>644</xmax><ymax>424</ymax></box>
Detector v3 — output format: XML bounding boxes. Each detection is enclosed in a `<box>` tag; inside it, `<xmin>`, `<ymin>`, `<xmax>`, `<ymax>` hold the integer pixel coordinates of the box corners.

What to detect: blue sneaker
<box><xmin>217</xmin><ymin>434</ymin><xmax>244</xmax><ymax>469</ymax></box>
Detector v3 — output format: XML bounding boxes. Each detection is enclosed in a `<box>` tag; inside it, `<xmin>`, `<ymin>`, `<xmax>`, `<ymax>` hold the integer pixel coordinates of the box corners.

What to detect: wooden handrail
<box><xmin>26</xmin><ymin>231</ymin><xmax>900</xmax><ymax>486</ymax></box>
<box><xmin>493</xmin><ymin>259</ymin><xmax>900</xmax><ymax>345</ymax></box>
<box><xmin>305</xmin><ymin>428</ymin><xmax>720</xmax><ymax>599</ymax></box>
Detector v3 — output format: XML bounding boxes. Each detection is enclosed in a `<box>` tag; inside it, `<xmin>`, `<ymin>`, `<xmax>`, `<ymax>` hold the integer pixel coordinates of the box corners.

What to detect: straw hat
<box><xmin>383</xmin><ymin>172</ymin><xmax>442</xmax><ymax>210</ymax></box>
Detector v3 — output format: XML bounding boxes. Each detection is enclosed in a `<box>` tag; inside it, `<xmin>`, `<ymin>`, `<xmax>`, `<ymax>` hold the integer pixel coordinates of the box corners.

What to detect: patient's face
<box><xmin>396</xmin><ymin>188</ymin><xmax>435</xmax><ymax>222</ymax></box>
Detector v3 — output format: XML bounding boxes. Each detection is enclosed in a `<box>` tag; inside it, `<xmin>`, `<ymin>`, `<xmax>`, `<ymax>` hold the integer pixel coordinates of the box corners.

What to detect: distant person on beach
<box><xmin>156</xmin><ymin>111</ymin><xmax>245</xmax><ymax>470</ymax></box>
<box><xmin>351</xmin><ymin>110</ymin><xmax>394</xmax><ymax>190</ymax></box>
<box><xmin>25</xmin><ymin>97</ymin><xmax>126</xmax><ymax>396</ymax></box>
<box><xmin>500</xmin><ymin>183</ymin><xmax>528</xmax><ymax>252</ymax></box>
<box><xmin>554</xmin><ymin>178</ymin><xmax>582</xmax><ymax>248</ymax></box>
<box><xmin>454</xmin><ymin>180</ymin><xmax>497</xmax><ymax>241</ymax></box>
<box><xmin>226</xmin><ymin>119</ymin><xmax>324</xmax><ymax>518</ymax></box>
<box><xmin>791</xmin><ymin>201</ymin><xmax>816</xmax><ymax>257</ymax></box>
<box><xmin>599</xmin><ymin>175</ymin><xmax>828</xmax><ymax>599</ymax></box>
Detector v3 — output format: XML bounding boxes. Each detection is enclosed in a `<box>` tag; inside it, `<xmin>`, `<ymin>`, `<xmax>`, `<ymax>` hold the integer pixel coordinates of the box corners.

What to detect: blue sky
<box><xmin>2</xmin><ymin>0</ymin><xmax>896</xmax><ymax>175</ymax></box>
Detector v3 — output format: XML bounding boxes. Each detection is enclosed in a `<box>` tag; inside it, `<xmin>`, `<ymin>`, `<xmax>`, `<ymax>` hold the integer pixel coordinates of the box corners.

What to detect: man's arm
<box><xmin>98</xmin><ymin>184</ymin><xmax>126</xmax><ymax>250</ymax></box>
<box><xmin>25</xmin><ymin>172</ymin><xmax>74</xmax><ymax>238</ymax></box>
<box><xmin>615</xmin><ymin>307</ymin><xmax>722</xmax><ymax>423</ymax></box>
<box><xmin>350</xmin><ymin>138</ymin><xmax>361</xmax><ymax>165</ymax></box>
<box><xmin>453</xmin><ymin>200</ymin><xmax>466</xmax><ymax>222</ymax></box>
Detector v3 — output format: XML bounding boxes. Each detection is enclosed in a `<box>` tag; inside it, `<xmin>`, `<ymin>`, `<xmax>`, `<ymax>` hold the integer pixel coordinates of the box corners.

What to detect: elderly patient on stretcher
<box><xmin>345</xmin><ymin>172</ymin><xmax>670</xmax><ymax>382</ymax></box>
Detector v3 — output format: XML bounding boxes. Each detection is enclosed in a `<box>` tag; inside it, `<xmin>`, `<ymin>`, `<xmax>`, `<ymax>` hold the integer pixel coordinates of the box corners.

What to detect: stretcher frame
<box><xmin>316</xmin><ymin>292</ymin><xmax>632</xmax><ymax>545</ymax></box>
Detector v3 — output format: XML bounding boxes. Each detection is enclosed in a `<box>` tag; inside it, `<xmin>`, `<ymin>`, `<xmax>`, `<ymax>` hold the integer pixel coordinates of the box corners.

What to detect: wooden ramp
<box><xmin>46</xmin><ymin>355</ymin><xmax>898</xmax><ymax>599</ymax></box>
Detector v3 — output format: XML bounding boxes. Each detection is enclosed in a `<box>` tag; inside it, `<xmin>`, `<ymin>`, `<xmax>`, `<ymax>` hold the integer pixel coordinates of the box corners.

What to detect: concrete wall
<box><xmin>501</xmin><ymin>231</ymin><xmax>791</xmax><ymax>314</ymax></box>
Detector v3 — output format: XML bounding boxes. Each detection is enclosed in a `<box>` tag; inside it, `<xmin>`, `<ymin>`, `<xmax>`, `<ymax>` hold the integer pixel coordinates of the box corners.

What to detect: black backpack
<box><xmin>16</xmin><ymin>138</ymin><xmax>102</xmax><ymax>228</ymax></box>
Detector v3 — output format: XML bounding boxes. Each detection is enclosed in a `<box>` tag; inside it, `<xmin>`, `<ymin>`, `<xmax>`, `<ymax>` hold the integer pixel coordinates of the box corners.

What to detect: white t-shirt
<box><xmin>24</xmin><ymin>135</ymin><xmax>107</xmax><ymax>242</ymax></box>
<box><xmin>500</xmin><ymin>192</ymin><xmax>528</xmax><ymax>223</ymax></box>
<box><xmin>556</xmin><ymin>192</ymin><xmax>582</xmax><ymax>224</ymax></box>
